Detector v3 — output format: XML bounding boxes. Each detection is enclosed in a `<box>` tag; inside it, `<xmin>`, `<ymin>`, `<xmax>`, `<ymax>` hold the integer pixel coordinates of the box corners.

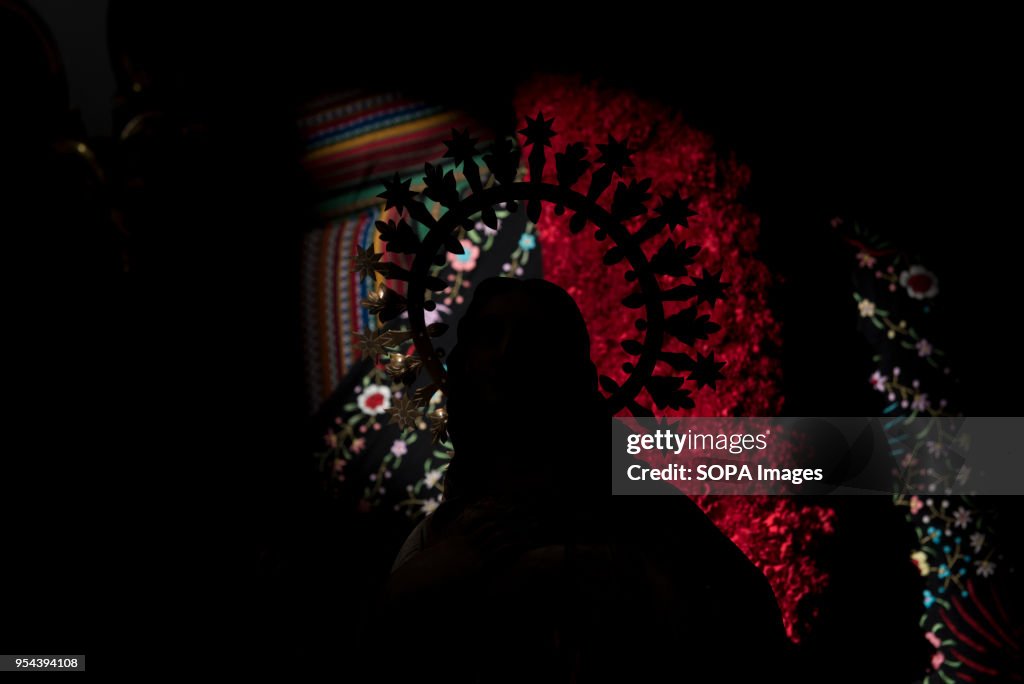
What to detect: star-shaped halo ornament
<box><xmin>518</xmin><ymin>113</ymin><xmax>557</xmax><ymax>148</ymax></box>
<box><xmin>355</xmin><ymin>245</ymin><xmax>387</xmax><ymax>281</ymax></box>
<box><xmin>377</xmin><ymin>173</ymin><xmax>417</xmax><ymax>213</ymax></box>
<box><xmin>656</xmin><ymin>193</ymin><xmax>699</xmax><ymax>229</ymax></box>
<box><xmin>387</xmin><ymin>394</ymin><xmax>421</xmax><ymax>431</ymax></box>
<box><xmin>357</xmin><ymin>116</ymin><xmax>727</xmax><ymax>439</ymax></box>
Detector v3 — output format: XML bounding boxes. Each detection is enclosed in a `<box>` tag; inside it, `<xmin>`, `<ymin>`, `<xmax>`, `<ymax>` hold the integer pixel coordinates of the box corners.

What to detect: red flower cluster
<box><xmin>515</xmin><ymin>74</ymin><xmax>834</xmax><ymax>639</ymax></box>
<box><xmin>516</xmin><ymin>74</ymin><xmax>781</xmax><ymax>418</ymax></box>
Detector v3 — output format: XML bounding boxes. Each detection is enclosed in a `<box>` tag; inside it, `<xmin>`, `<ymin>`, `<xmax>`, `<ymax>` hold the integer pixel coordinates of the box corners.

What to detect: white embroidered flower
<box><xmin>952</xmin><ymin>506</ymin><xmax>972</xmax><ymax>529</ymax></box>
<box><xmin>899</xmin><ymin>265</ymin><xmax>939</xmax><ymax>299</ymax></box>
<box><xmin>423</xmin><ymin>469</ymin><xmax>443</xmax><ymax>489</ymax></box>
<box><xmin>421</xmin><ymin>498</ymin><xmax>440</xmax><ymax>515</ymax></box>
<box><xmin>357</xmin><ymin>384</ymin><xmax>392</xmax><ymax>416</ymax></box>
<box><xmin>858</xmin><ymin>298</ymin><xmax>876</xmax><ymax>317</ymax></box>
<box><xmin>969</xmin><ymin>532</ymin><xmax>985</xmax><ymax>554</ymax></box>
<box><xmin>975</xmin><ymin>559</ymin><xmax>996</xmax><ymax>578</ymax></box>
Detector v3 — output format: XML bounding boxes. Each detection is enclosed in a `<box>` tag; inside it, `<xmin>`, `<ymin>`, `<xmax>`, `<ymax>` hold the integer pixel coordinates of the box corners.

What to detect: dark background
<box><xmin>4</xmin><ymin>1</ymin><xmax>1020</xmax><ymax>675</ymax></box>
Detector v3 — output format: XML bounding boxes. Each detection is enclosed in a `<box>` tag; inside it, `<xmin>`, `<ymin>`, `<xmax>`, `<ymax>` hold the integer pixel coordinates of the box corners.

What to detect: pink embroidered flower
<box><xmin>390</xmin><ymin>439</ymin><xmax>408</xmax><ymax>457</ymax></box>
<box><xmin>915</xmin><ymin>338</ymin><xmax>933</xmax><ymax>357</ymax></box>
<box><xmin>357</xmin><ymin>384</ymin><xmax>392</xmax><ymax>416</ymax></box>
<box><xmin>446</xmin><ymin>240</ymin><xmax>480</xmax><ymax>272</ymax></box>
<box><xmin>474</xmin><ymin>218</ymin><xmax>501</xmax><ymax>237</ymax></box>
<box><xmin>856</xmin><ymin>252</ymin><xmax>877</xmax><ymax>268</ymax></box>
<box><xmin>423</xmin><ymin>302</ymin><xmax>452</xmax><ymax>327</ymax></box>
<box><xmin>911</xmin><ymin>393</ymin><xmax>930</xmax><ymax>413</ymax></box>
<box><xmin>925</xmin><ymin>631</ymin><xmax>941</xmax><ymax>648</ymax></box>
<box><xmin>858</xmin><ymin>298</ymin><xmax>876</xmax><ymax>317</ymax></box>
<box><xmin>870</xmin><ymin>370</ymin><xmax>888</xmax><ymax>392</ymax></box>
<box><xmin>910</xmin><ymin>496</ymin><xmax>923</xmax><ymax>515</ymax></box>
<box><xmin>931</xmin><ymin>651</ymin><xmax>944</xmax><ymax>670</ymax></box>
<box><xmin>350</xmin><ymin>437</ymin><xmax>366</xmax><ymax>454</ymax></box>
<box><xmin>899</xmin><ymin>265</ymin><xmax>939</xmax><ymax>299</ymax></box>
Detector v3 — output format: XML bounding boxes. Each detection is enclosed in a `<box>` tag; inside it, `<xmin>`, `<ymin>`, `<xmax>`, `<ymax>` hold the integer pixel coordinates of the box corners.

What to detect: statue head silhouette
<box><xmin>443</xmin><ymin>277</ymin><xmax>606</xmax><ymax>501</ymax></box>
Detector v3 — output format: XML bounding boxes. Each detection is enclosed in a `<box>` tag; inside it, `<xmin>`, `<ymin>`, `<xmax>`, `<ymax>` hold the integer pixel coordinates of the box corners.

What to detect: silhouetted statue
<box><xmin>378</xmin><ymin>278</ymin><xmax>793</xmax><ymax>682</ymax></box>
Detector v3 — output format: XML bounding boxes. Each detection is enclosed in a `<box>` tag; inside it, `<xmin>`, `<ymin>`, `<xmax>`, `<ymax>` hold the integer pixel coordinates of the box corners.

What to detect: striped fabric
<box><xmin>298</xmin><ymin>91</ymin><xmax>493</xmax><ymax>413</ymax></box>
<box><xmin>301</xmin><ymin>207</ymin><xmax>382</xmax><ymax>412</ymax></box>
<box><xmin>298</xmin><ymin>91</ymin><xmax>481</xmax><ymax>218</ymax></box>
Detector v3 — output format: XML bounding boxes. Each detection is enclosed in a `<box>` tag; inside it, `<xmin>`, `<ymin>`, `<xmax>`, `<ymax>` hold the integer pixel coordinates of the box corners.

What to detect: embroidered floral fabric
<box><xmin>842</xmin><ymin>217</ymin><xmax>1019</xmax><ymax>682</ymax></box>
<box><xmin>315</xmin><ymin>198</ymin><xmax>540</xmax><ymax>516</ymax></box>
<box><xmin>309</xmin><ymin>80</ymin><xmax>1021</xmax><ymax>673</ymax></box>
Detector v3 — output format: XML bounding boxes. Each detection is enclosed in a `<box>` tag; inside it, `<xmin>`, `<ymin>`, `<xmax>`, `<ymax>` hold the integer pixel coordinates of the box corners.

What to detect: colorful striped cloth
<box><xmin>301</xmin><ymin>207</ymin><xmax>382</xmax><ymax>412</ymax></box>
<box><xmin>297</xmin><ymin>91</ymin><xmax>482</xmax><ymax>219</ymax></box>
<box><xmin>299</xmin><ymin>91</ymin><xmax>491</xmax><ymax>412</ymax></box>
